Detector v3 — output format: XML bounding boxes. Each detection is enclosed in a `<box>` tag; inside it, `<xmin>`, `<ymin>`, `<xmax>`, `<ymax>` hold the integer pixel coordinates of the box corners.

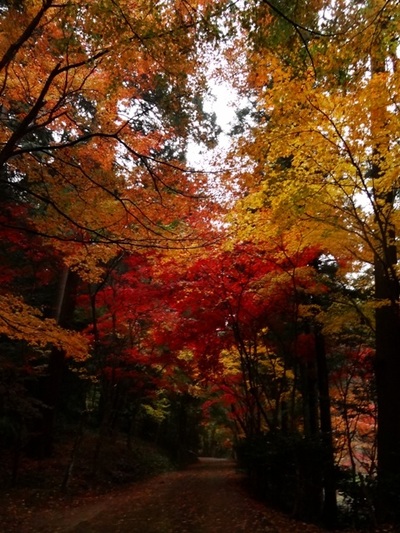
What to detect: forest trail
<box><xmin>10</xmin><ymin>458</ymin><xmax>336</xmax><ymax>533</ymax></box>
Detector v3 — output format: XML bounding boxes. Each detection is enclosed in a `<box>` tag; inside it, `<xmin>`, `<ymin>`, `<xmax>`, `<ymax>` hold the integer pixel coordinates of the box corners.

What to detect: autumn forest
<box><xmin>1</xmin><ymin>0</ymin><xmax>400</xmax><ymax>529</ymax></box>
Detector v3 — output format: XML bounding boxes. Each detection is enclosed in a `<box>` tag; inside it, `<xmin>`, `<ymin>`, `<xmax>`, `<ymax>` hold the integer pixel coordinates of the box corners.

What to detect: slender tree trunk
<box><xmin>11</xmin><ymin>417</ymin><xmax>23</xmax><ymax>486</ymax></box>
<box><xmin>61</xmin><ymin>410</ymin><xmax>86</xmax><ymax>492</ymax></box>
<box><xmin>301</xmin><ymin>359</ymin><xmax>319</xmax><ymax>437</ymax></box>
<box><xmin>315</xmin><ymin>328</ymin><xmax>337</xmax><ymax>527</ymax></box>
<box><xmin>296</xmin><ymin>357</ymin><xmax>323</xmax><ymax>521</ymax></box>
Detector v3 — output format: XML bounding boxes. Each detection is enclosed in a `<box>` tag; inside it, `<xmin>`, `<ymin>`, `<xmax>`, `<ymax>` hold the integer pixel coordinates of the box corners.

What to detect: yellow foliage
<box><xmin>0</xmin><ymin>294</ymin><xmax>89</xmax><ymax>361</ymax></box>
<box><xmin>225</xmin><ymin>0</ymin><xmax>400</xmax><ymax>284</ymax></box>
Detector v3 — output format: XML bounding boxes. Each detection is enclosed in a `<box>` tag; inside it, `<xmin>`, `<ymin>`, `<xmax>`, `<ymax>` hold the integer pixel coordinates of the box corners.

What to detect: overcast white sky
<box><xmin>187</xmin><ymin>81</ymin><xmax>238</xmax><ymax>169</ymax></box>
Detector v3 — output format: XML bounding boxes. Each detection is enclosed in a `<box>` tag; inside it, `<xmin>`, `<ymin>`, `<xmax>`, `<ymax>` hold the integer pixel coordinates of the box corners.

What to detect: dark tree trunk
<box><xmin>315</xmin><ymin>328</ymin><xmax>337</xmax><ymax>528</ymax></box>
<box><xmin>302</xmin><ymin>359</ymin><xmax>319</xmax><ymax>438</ymax></box>
<box><xmin>296</xmin><ymin>357</ymin><xmax>323</xmax><ymax>521</ymax></box>
<box><xmin>27</xmin><ymin>268</ymin><xmax>79</xmax><ymax>458</ymax></box>
<box><xmin>374</xmin><ymin>259</ymin><xmax>400</xmax><ymax>521</ymax></box>
<box><xmin>370</xmin><ymin>43</ymin><xmax>400</xmax><ymax>522</ymax></box>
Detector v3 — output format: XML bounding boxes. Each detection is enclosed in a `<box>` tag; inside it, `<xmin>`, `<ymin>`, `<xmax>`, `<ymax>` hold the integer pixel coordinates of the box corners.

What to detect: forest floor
<box><xmin>1</xmin><ymin>457</ymin><xmax>395</xmax><ymax>533</ymax></box>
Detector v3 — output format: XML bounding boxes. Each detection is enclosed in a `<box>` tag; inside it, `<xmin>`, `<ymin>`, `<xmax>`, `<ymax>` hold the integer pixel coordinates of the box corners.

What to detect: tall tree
<box><xmin>223</xmin><ymin>0</ymin><xmax>400</xmax><ymax>521</ymax></box>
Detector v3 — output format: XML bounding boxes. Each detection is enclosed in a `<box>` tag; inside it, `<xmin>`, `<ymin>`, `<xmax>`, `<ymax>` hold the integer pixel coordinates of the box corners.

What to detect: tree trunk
<box><xmin>301</xmin><ymin>359</ymin><xmax>319</xmax><ymax>438</ymax></box>
<box><xmin>27</xmin><ymin>267</ymin><xmax>79</xmax><ymax>458</ymax></box>
<box><xmin>315</xmin><ymin>328</ymin><xmax>337</xmax><ymax>527</ymax></box>
<box><xmin>374</xmin><ymin>262</ymin><xmax>400</xmax><ymax>520</ymax></box>
<box><xmin>370</xmin><ymin>42</ymin><xmax>400</xmax><ymax>522</ymax></box>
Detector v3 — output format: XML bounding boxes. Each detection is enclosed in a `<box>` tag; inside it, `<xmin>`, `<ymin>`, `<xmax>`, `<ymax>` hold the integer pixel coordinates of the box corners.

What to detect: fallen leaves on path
<box><xmin>1</xmin><ymin>458</ymin><xmax>392</xmax><ymax>532</ymax></box>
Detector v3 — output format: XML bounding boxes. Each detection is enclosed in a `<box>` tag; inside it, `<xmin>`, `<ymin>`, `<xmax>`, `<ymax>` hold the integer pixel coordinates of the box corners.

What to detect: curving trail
<box><xmin>17</xmin><ymin>458</ymin><xmax>329</xmax><ymax>533</ymax></box>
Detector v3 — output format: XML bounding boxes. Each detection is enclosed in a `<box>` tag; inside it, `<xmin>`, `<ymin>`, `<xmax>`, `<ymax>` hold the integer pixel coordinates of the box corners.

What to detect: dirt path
<box><xmin>11</xmin><ymin>458</ymin><xmax>333</xmax><ymax>533</ymax></box>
